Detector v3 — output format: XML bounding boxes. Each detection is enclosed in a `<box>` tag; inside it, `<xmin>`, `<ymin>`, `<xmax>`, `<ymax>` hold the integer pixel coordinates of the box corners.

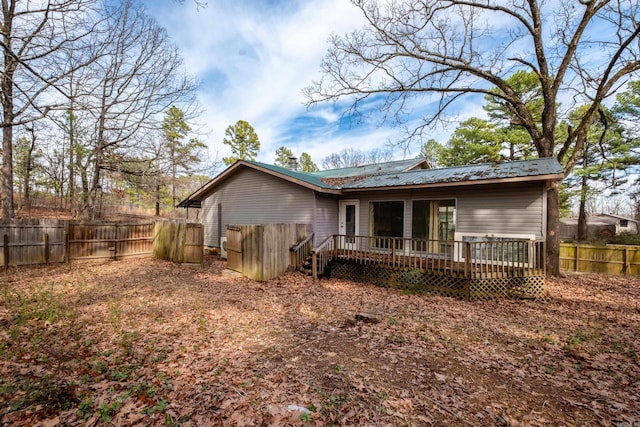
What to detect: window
<box><xmin>370</xmin><ymin>201</ymin><xmax>404</xmax><ymax>249</ymax></box>
<box><xmin>412</xmin><ymin>199</ymin><xmax>456</xmax><ymax>252</ymax></box>
<box><xmin>620</xmin><ymin>219</ymin><xmax>629</xmax><ymax>228</ymax></box>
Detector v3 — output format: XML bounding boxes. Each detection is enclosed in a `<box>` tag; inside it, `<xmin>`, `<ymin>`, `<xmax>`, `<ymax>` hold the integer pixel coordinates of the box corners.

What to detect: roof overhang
<box><xmin>339</xmin><ymin>173</ymin><xmax>565</xmax><ymax>193</ymax></box>
<box><xmin>179</xmin><ymin>160</ymin><xmax>341</xmax><ymax>206</ymax></box>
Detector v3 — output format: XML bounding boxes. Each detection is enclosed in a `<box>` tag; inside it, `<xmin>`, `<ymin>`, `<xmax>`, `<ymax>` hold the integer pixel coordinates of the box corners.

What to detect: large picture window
<box><xmin>412</xmin><ymin>199</ymin><xmax>456</xmax><ymax>252</ymax></box>
<box><xmin>370</xmin><ymin>201</ymin><xmax>404</xmax><ymax>249</ymax></box>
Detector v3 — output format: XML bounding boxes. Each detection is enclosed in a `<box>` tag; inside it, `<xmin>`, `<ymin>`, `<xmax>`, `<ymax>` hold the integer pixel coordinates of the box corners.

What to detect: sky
<box><xmin>143</xmin><ymin>0</ymin><xmax>471</xmax><ymax>168</ymax></box>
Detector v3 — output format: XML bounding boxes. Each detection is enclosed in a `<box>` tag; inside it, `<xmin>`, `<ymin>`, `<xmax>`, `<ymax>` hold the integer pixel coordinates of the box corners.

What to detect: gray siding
<box><xmin>348</xmin><ymin>182</ymin><xmax>545</xmax><ymax>240</ymax></box>
<box><xmin>202</xmin><ymin>168</ymin><xmax>316</xmax><ymax>247</ymax></box>
<box><xmin>313</xmin><ymin>194</ymin><xmax>339</xmax><ymax>244</ymax></box>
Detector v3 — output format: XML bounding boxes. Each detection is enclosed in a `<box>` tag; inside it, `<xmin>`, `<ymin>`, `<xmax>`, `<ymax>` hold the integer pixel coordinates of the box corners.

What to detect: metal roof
<box><xmin>310</xmin><ymin>158</ymin><xmax>429</xmax><ymax>178</ymax></box>
<box><xmin>178</xmin><ymin>157</ymin><xmax>564</xmax><ymax>207</ymax></box>
<box><xmin>247</xmin><ymin>161</ymin><xmax>335</xmax><ymax>189</ymax></box>
<box><xmin>337</xmin><ymin>158</ymin><xmax>564</xmax><ymax>190</ymax></box>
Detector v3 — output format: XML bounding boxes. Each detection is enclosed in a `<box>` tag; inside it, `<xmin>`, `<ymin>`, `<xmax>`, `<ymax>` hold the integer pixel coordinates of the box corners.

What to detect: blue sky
<box><xmin>143</xmin><ymin>0</ymin><xmax>478</xmax><ymax>167</ymax></box>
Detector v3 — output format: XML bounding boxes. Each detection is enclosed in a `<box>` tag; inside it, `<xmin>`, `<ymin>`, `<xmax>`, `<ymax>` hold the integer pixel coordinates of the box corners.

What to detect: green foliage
<box><xmin>274</xmin><ymin>146</ymin><xmax>294</xmax><ymax>167</ymax></box>
<box><xmin>418</xmin><ymin>139</ymin><xmax>445</xmax><ymax>167</ymax></box>
<box><xmin>222</xmin><ymin>120</ymin><xmax>260</xmax><ymax>165</ymax></box>
<box><xmin>485</xmin><ymin>70</ymin><xmax>544</xmax><ymax>126</ymax></box>
<box><xmin>611</xmin><ymin>232</ymin><xmax>640</xmax><ymax>245</ymax></box>
<box><xmin>299</xmin><ymin>152</ymin><xmax>319</xmax><ymax>172</ymax></box>
<box><xmin>441</xmin><ymin>118</ymin><xmax>503</xmax><ymax>166</ymax></box>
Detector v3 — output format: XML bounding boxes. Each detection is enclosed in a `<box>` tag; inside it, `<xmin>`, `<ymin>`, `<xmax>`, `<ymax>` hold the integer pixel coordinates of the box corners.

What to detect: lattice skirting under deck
<box><xmin>329</xmin><ymin>260</ymin><xmax>544</xmax><ymax>300</ymax></box>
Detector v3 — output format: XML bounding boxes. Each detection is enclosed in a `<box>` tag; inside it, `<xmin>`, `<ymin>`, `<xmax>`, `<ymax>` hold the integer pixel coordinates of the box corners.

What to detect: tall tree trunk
<box><xmin>1</xmin><ymin>17</ymin><xmax>16</xmax><ymax>220</ymax></box>
<box><xmin>23</xmin><ymin>128</ymin><xmax>36</xmax><ymax>210</ymax></box>
<box><xmin>155</xmin><ymin>182</ymin><xmax>160</xmax><ymax>216</ymax></box>
<box><xmin>2</xmin><ymin>124</ymin><xmax>14</xmax><ymax>219</ymax></box>
<box><xmin>68</xmin><ymin>110</ymin><xmax>76</xmax><ymax>209</ymax></box>
<box><xmin>546</xmin><ymin>180</ymin><xmax>562</xmax><ymax>277</ymax></box>
<box><xmin>577</xmin><ymin>171</ymin><xmax>589</xmax><ymax>241</ymax></box>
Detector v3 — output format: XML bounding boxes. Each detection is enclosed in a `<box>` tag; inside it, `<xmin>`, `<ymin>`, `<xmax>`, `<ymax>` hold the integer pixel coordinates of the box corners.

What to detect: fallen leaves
<box><xmin>0</xmin><ymin>257</ymin><xmax>639</xmax><ymax>425</ymax></box>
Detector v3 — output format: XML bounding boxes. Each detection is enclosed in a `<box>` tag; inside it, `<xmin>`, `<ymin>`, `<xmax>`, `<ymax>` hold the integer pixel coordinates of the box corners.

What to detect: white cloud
<box><xmin>145</xmin><ymin>0</ymin><xmax>373</xmax><ymax>167</ymax></box>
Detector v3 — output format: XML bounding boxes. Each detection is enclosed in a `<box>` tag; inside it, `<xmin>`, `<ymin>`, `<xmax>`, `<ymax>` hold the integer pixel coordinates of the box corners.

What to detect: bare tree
<box><xmin>80</xmin><ymin>0</ymin><xmax>198</xmax><ymax>219</ymax></box>
<box><xmin>305</xmin><ymin>0</ymin><xmax>640</xmax><ymax>275</ymax></box>
<box><xmin>0</xmin><ymin>0</ymin><xmax>99</xmax><ymax>219</ymax></box>
<box><xmin>322</xmin><ymin>148</ymin><xmax>366</xmax><ymax>169</ymax></box>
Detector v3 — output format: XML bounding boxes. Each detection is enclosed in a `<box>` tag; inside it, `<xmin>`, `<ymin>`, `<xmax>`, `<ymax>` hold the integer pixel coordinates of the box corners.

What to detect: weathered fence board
<box><xmin>560</xmin><ymin>243</ymin><xmax>640</xmax><ymax>276</ymax></box>
<box><xmin>2</xmin><ymin>219</ymin><xmax>202</xmax><ymax>267</ymax></box>
<box><xmin>68</xmin><ymin>222</ymin><xmax>154</xmax><ymax>260</ymax></box>
<box><xmin>226</xmin><ymin>224</ymin><xmax>311</xmax><ymax>281</ymax></box>
<box><xmin>226</xmin><ymin>226</ymin><xmax>243</xmax><ymax>272</ymax></box>
<box><xmin>153</xmin><ymin>221</ymin><xmax>203</xmax><ymax>264</ymax></box>
<box><xmin>1</xmin><ymin>221</ymin><xmax>66</xmax><ymax>266</ymax></box>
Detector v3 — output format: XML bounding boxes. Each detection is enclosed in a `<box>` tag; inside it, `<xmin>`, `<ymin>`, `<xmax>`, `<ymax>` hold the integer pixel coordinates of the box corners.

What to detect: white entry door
<box><xmin>338</xmin><ymin>200</ymin><xmax>359</xmax><ymax>249</ymax></box>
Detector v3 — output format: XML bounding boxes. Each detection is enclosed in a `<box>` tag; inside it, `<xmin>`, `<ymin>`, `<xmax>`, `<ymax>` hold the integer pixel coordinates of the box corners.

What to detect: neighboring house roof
<box><xmin>561</xmin><ymin>214</ymin><xmax>639</xmax><ymax>226</ymax></box>
<box><xmin>178</xmin><ymin>157</ymin><xmax>564</xmax><ymax>207</ymax></box>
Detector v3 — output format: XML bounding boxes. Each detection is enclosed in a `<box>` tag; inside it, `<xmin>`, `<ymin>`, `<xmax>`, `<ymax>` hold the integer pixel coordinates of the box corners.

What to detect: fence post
<box><xmin>3</xmin><ymin>234</ymin><xmax>8</xmax><ymax>267</ymax></box>
<box><xmin>64</xmin><ymin>222</ymin><xmax>70</xmax><ymax>263</ymax></box>
<box><xmin>113</xmin><ymin>224</ymin><xmax>118</xmax><ymax>259</ymax></box>
<box><xmin>575</xmin><ymin>244</ymin><xmax>580</xmax><ymax>272</ymax></box>
<box><xmin>44</xmin><ymin>233</ymin><xmax>50</xmax><ymax>264</ymax></box>
<box><xmin>624</xmin><ymin>247</ymin><xmax>630</xmax><ymax>275</ymax></box>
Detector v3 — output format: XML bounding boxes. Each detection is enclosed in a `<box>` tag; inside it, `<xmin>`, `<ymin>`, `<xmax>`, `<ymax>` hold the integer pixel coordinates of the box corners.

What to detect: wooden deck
<box><xmin>295</xmin><ymin>235</ymin><xmax>546</xmax><ymax>300</ymax></box>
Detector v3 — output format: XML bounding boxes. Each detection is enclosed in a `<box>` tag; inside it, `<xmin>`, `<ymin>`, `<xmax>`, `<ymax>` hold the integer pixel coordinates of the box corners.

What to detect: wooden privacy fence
<box><xmin>560</xmin><ymin>243</ymin><xmax>640</xmax><ymax>275</ymax></box>
<box><xmin>226</xmin><ymin>224</ymin><xmax>311</xmax><ymax>281</ymax></box>
<box><xmin>153</xmin><ymin>221</ymin><xmax>203</xmax><ymax>264</ymax></box>
<box><xmin>2</xmin><ymin>220</ymin><xmax>203</xmax><ymax>267</ymax></box>
<box><xmin>68</xmin><ymin>222</ymin><xmax>154</xmax><ymax>260</ymax></box>
<box><xmin>0</xmin><ymin>221</ymin><xmax>66</xmax><ymax>266</ymax></box>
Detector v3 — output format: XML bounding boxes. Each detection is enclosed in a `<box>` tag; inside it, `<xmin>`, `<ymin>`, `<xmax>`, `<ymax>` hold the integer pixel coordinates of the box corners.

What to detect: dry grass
<box><xmin>1</xmin><ymin>256</ymin><xmax>639</xmax><ymax>426</ymax></box>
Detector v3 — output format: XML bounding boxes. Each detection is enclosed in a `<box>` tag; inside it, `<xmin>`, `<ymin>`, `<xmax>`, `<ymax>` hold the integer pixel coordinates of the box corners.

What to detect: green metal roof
<box><xmin>310</xmin><ymin>158</ymin><xmax>429</xmax><ymax>178</ymax></box>
<box><xmin>339</xmin><ymin>158</ymin><xmax>564</xmax><ymax>190</ymax></box>
<box><xmin>247</xmin><ymin>161</ymin><xmax>335</xmax><ymax>189</ymax></box>
<box><xmin>178</xmin><ymin>157</ymin><xmax>564</xmax><ymax>206</ymax></box>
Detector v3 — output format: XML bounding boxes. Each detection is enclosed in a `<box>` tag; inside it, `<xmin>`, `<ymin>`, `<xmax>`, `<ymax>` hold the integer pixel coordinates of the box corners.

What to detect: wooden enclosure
<box><xmin>225</xmin><ymin>224</ymin><xmax>311</xmax><ymax>281</ymax></box>
<box><xmin>153</xmin><ymin>221</ymin><xmax>203</xmax><ymax>264</ymax></box>
<box><xmin>560</xmin><ymin>243</ymin><xmax>639</xmax><ymax>275</ymax></box>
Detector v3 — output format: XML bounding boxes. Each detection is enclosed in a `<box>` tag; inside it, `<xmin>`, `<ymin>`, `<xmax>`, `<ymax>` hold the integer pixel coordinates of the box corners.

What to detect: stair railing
<box><xmin>290</xmin><ymin>232</ymin><xmax>314</xmax><ymax>272</ymax></box>
<box><xmin>311</xmin><ymin>235</ymin><xmax>336</xmax><ymax>279</ymax></box>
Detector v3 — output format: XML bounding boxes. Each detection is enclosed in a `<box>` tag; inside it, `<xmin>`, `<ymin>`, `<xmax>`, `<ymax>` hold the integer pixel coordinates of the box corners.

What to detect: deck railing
<box><xmin>289</xmin><ymin>232</ymin><xmax>314</xmax><ymax>271</ymax></box>
<box><xmin>311</xmin><ymin>235</ymin><xmax>545</xmax><ymax>279</ymax></box>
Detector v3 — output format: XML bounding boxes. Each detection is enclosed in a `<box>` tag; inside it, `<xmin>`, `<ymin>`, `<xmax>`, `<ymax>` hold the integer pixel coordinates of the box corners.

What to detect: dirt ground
<box><xmin>0</xmin><ymin>255</ymin><xmax>639</xmax><ymax>426</ymax></box>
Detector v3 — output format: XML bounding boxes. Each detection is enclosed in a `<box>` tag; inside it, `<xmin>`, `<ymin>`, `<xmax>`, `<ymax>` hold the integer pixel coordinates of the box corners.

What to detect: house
<box><xmin>179</xmin><ymin>157</ymin><xmax>564</xmax><ymax>298</ymax></box>
<box><xmin>560</xmin><ymin>213</ymin><xmax>639</xmax><ymax>240</ymax></box>
<box><xmin>180</xmin><ymin>157</ymin><xmax>563</xmax><ymax>249</ymax></box>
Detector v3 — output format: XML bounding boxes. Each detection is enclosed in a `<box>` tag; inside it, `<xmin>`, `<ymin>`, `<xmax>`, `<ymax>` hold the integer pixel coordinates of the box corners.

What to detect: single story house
<box><xmin>180</xmin><ymin>157</ymin><xmax>563</xmax><ymax>250</ymax></box>
<box><xmin>179</xmin><ymin>157</ymin><xmax>564</xmax><ymax>299</ymax></box>
<box><xmin>560</xmin><ymin>213</ymin><xmax>639</xmax><ymax>240</ymax></box>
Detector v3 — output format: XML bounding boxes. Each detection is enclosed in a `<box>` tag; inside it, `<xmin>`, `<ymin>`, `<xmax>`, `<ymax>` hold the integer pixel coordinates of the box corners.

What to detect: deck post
<box><xmin>312</xmin><ymin>251</ymin><xmax>318</xmax><ymax>279</ymax></box>
<box><xmin>465</xmin><ymin>242</ymin><xmax>472</xmax><ymax>278</ymax></box>
<box><xmin>391</xmin><ymin>238</ymin><xmax>395</xmax><ymax>266</ymax></box>
<box><xmin>333</xmin><ymin>235</ymin><xmax>337</xmax><ymax>259</ymax></box>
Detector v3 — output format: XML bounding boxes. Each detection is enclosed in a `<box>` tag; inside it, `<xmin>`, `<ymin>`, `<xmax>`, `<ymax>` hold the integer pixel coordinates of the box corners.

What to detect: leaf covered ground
<box><xmin>1</xmin><ymin>256</ymin><xmax>639</xmax><ymax>426</ymax></box>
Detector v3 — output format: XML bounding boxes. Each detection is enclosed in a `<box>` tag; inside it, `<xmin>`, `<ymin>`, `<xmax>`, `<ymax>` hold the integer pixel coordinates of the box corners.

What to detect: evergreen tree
<box><xmin>299</xmin><ymin>152</ymin><xmax>319</xmax><ymax>172</ymax></box>
<box><xmin>274</xmin><ymin>146</ymin><xmax>294</xmax><ymax>168</ymax></box>
<box><xmin>222</xmin><ymin>120</ymin><xmax>260</xmax><ymax>165</ymax></box>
